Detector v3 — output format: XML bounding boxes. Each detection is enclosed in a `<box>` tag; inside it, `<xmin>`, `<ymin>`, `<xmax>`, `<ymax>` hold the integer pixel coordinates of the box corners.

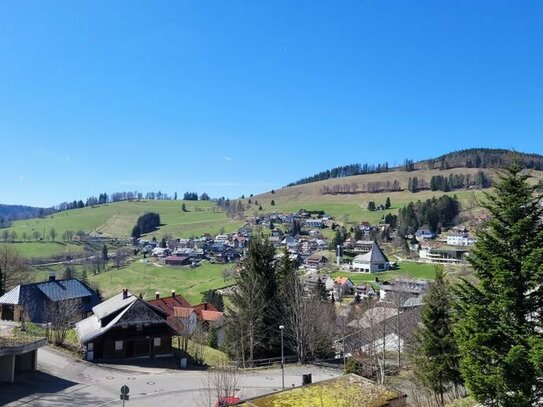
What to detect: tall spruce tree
<box><xmin>454</xmin><ymin>164</ymin><xmax>543</xmax><ymax>406</ymax></box>
<box><xmin>413</xmin><ymin>265</ymin><xmax>462</xmax><ymax>405</ymax></box>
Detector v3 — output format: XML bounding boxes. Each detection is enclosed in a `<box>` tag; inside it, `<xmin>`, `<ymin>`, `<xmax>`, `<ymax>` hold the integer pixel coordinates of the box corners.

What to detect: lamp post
<box><xmin>279</xmin><ymin>325</ymin><xmax>285</xmax><ymax>389</ymax></box>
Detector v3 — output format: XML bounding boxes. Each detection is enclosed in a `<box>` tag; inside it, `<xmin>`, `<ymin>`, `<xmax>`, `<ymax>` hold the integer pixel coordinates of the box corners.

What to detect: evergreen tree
<box><xmin>270</xmin><ymin>200</ymin><xmax>275</xmax><ymax>206</ymax></box>
<box><xmin>208</xmin><ymin>327</ymin><xmax>218</xmax><ymax>349</ymax></box>
<box><xmin>413</xmin><ymin>265</ymin><xmax>462</xmax><ymax>405</ymax></box>
<box><xmin>80</xmin><ymin>269</ymin><xmax>88</xmax><ymax>284</ymax></box>
<box><xmin>202</xmin><ymin>289</ymin><xmax>224</xmax><ymax>312</ymax></box>
<box><xmin>454</xmin><ymin>164</ymin><xmax>543</xmax><ymax>406</ymax></box>
<box><xmin>313</xmin><ymin>278</ymin><xmax>328</xmax><ymax>302</ymax></box>
<box><xmin>385</xmin><ymin>197</ymin><xmax>391</xmax><ymax>209</ymax></box>
<box><xmin>102</xmin><ymin>245</ymin><xmax>108</xmax><ymax>261</ymax></box>
<box><xmin>160</xmin><ymin>238</ymin><xmax>167</xmax><ymax>248</ymax></box>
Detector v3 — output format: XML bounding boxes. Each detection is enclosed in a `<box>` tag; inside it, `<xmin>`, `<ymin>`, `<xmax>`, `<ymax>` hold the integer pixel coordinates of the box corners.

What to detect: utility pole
<box><xmin>279</xmin><ymin>325</ymin><xmax>285</xmax><ymax>390</ymax></box>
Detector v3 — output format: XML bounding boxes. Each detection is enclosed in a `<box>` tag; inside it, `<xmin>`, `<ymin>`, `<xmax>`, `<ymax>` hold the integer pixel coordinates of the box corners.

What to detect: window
<box><xmin>87</xmin><ymin>342</ymin><xmax>94</xmax><ymax>351</ymax></box>
<box><xmin>154</xmin><ymin>337</ymin><xmax>161</xmax><ymax>347</ymax></box>
<box><xmin>115</xmin><ymin>340</ymin><xmax>123</xmax><ymax>351</ymax></box>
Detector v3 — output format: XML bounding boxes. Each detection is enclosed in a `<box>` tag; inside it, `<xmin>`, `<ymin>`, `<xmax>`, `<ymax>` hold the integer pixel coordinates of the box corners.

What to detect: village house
<box><xmin>304</xmin><ymin>218</ymin><xmax>324</xmax><ymax>229</ymax></box>
<box><xmin>446</xmin><ymin>232</ymin><xmax>475</xmax><ymax>246</ymax></box>
<box><xmin>326</xmin><ymin>276</ymin><xmax>355</xmax><ymax>298</ymax></box>
<box><xmin>75</xmin><ymin>289</ymin><xmax>175</xmax><ymax>361</ymax></box>
<box><xmin>0</xmin><ymin>275</ymin><xmax>100</xmax><ymax>323</ymax></box>
<box><xmin>355</xmin><ymin>284</ymin><xmax>377</xmax><ymax>299</ymax></box>
<box><xmin>378</xmin><ymin>278</ymin><xmax>429</xmax><ymax>302</ymax></box>
<box><xmin>415</xmin><ymin>228</ymin><xmax>436</xmax><ymax>241</ymax></box>
<box><xmin>164</xmin><ymin>255</ymin><xmax>191</xmax><ymax>266</ymax></box>
<box><xmin>304</xmin><ymin>254</ymin><xmax>328</xmax><ymax>271</ymax></box>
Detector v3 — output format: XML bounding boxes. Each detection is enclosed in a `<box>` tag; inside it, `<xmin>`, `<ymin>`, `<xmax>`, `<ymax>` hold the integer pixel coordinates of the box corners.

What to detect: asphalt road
<box><xmin>1</xmin><ymin>346</ymin><xmax>342</xmax><ymax>406</ymax></box>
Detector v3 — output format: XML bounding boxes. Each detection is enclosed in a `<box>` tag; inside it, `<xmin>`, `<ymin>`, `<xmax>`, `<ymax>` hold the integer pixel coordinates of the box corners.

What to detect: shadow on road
<box><xmin>0</xmin><ymin>370</ymin><xmax>80</xmax><ymax>406</ymax></box>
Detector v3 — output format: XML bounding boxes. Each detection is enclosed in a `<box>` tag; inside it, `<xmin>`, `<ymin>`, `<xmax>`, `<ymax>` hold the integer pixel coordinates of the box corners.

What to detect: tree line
<box><xmin>429</xmin><ymin>171</ymin><xmax>491</xmax><ymax>192</ymax></box>
<box><xmin>287</xmin><ymin>162</ymin><xmax>391</xmax><ymax>187</ymax></box>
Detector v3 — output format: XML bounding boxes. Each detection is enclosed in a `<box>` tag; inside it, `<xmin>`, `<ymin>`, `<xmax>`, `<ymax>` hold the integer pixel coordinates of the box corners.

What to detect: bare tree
<box><xmin>32</xmin><ymin>230</ymin><xmax>41</xmax><ymax>242</ymax></box>
<box><xmin>49</xmin><ymin>228</ymin><xmax>57</xmax><ymax>241</ymax></box>
<box><xmin>45</xmin><ymin>299</ymin><xmax>82</xmax><ymax>345</ymax></box>
<box><xmin>199</xmin><ymin>359</ymin><xmax>240</xmax><ymax>407</ymax></box>
<box><xmin>0</xmin><ymin>245</ymin><xmax>28</xmax><ymax>295</ymax></box>
<box><xmin>21</xmin><ymin>232</ymin><xmax>28</xmax><ymax>242</ymax></box>
<box><xmin>10</xmin><ymin>231</ymin><xmax>18</xmax><ymax>242</ymax></box>
<box><xmin>86</xmin><ymin>254</ymin><xmax>106</xmax><ymax>275</ymax></box>
<box><xmin>113</xmin><ymin>248</ymin><xmax>130</xmax><ymax>268</ymax></box>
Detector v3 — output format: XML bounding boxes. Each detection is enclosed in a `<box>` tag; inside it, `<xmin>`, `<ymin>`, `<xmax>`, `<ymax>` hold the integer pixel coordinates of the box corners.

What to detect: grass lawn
<box><xmin>7</xmin><ymin>242</ymin><xmax>87</xmax><ymax>259</ymax></box>
<box><xmin>239</xmin><ymin>374</ymin><xmax>402</xmax><ymax>407</ymax></box>
<box><xmin>330</xmin><ymin>261</ymin><xmax>438</xmax><ymax>285</ymax></box>
<box><xmin>89</xmin><ymin>260</ymin><xmax>234</xmax><ymax>304</ymax></box>
<box><xmin>171</xmin><ymin>339</ymin><xmax>229</xmax><ymax>367</ymax></box>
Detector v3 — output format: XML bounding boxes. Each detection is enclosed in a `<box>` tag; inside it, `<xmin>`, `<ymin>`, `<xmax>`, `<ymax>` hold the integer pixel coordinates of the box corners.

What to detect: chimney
<box><xmin>122</xmin><ymin>288</ymin><xmax>128</xmax><ymax>299</ymax></box>
<box><xmin>48</xmin><ymin>273</ymin><xmax>56</xmax><ymax>282</ymax></box>
<box><xmin>171</xmin><ymin>290</ymin><xmax>176</xmax><ymax>298</ymax></box>
<box><xmin>155</xmin><ymin>292</ymin><xmax>160</xmax><ymax>300</ymax></box>
<box><xmin>204</xmin><ymin>302</ymin><xmax>208</xmax><ymax>310</ymax></box>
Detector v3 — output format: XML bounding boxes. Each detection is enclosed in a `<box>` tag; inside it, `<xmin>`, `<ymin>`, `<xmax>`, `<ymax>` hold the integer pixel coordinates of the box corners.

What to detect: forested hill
<box><xmin>0</xmin><ymin>204</ymin><xmax>54</xmax><ymax>226</ymax></box>
<box><xmin>286</xmin><ymin>148</ymin><xmax>543</xmax><ymax>187</ymax></box>
<box><xmin>413</xmin><ymin>148</ymin><xmax>543</xmax><ymax>171</ymax></box>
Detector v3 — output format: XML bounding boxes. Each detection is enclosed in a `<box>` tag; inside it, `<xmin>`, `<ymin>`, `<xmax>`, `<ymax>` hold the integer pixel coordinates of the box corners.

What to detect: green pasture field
<box><xmin>330</xmin><ymin>261</ymin><xmax>438</xmax><ymax>285</ymax></box>
<box><xmin>88</xmin><ymin>260</ymin><xmax>233</xmax><ymax>304</ymax></box>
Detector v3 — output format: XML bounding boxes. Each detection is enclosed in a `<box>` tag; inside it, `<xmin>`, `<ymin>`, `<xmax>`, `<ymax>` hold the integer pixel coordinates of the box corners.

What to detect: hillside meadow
<box><xmin>3</xmin><ymin>200</ymin><xmax>243</xmax><ymax>258</ymax></box>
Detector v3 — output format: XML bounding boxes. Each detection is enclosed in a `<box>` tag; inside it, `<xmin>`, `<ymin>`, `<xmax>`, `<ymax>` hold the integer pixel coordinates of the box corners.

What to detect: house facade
<box><xmin>76</xmin><ymin>290</ymin><xmax>175</xmax><ymax>361</ymax></box>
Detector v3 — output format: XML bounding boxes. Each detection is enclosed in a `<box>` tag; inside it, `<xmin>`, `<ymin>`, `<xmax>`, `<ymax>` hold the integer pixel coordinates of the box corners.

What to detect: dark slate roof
<box><xmin>0</xmin><ymin>278</ymin><xmax>101</xmax><ymax>324</ymax></box>
<box><xmin>36</xmin><ymin>279</ymin><xmax>93</xmax><ymax>302</ymax></box>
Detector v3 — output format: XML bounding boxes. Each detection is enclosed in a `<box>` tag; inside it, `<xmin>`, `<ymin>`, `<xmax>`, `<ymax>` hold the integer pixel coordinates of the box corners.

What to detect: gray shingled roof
<box><xmin>92</xmin><ymin>292</ymin><xmax>137</xmax><ymax>321</ymax></box>
<box><xmin>76</xmin><ymin>295</ymin><xmax>169</xmax><ymax>343</ymax></box>
<box><xmin>36</xmin><ymin>280</ymin><xmax>93</xmax><ymax>302</ymax></box>
<box><xmin>0</xmin><ymin>285</ymin><xmax>21</xmax><ymax>304</ymax></box>
<box><xmin>353</xmin><ymin>241</ymin><xmax>389</xmax><ymax>263</ymax></box>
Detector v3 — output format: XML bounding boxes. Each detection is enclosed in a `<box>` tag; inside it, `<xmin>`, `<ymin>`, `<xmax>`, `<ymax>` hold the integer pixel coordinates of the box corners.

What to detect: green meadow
<box><xmin>330</xmin><ymin>261</ymin><xmax>438</xmax><ymax>285</ymax></box>
<box><xmin>88</xmin><ymin>261</ymin><xmax>233</xmax><ymax>304</ymax></box>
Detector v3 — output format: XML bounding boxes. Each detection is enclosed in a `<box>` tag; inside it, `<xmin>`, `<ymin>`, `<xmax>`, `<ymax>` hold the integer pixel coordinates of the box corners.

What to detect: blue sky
<box><xmin>1</xmin><ymin>1</ymin><xmax>542</xmax><ymax>206</ymax></box>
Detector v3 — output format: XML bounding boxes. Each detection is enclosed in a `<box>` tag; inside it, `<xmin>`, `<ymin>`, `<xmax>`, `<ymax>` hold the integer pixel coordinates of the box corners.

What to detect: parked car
<box><xmin>215</xmin><ymin>396</ymin><xmax>240</xmax><ymax>406</ymax></box>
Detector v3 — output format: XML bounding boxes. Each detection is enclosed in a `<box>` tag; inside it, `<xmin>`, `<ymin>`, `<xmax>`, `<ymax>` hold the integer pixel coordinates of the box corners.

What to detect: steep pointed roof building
<box><xmin>351</xmin><ymin>241</ymin><xmax>390</xmax><ymax>273</ymax></box>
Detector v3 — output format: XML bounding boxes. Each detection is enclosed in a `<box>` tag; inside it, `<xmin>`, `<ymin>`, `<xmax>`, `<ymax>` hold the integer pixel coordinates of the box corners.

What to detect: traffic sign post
<box><xmin>120</xmin><ymin>385</ymin><xmax>130</xmax><ymax>406</ymax></box>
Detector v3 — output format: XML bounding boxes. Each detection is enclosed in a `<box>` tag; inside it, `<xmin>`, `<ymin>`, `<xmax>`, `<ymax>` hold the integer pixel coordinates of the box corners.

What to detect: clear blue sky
<box><xmin>1</xmin><ymin>1</ymin><xmax>542</xmax><ymax>207</ymax></box>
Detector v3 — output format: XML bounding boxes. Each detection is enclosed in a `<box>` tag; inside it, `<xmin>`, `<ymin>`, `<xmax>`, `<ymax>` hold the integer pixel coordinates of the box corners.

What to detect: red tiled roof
<box><xmin>173</xmin><ymin>307</ymin><xmax>196</xmax><ymax>318</ymax></box>
<box><xmin>148</xmin><ymin>295</ymin><xmax>191</xmax><ymax>316</ymax></box>
<box><xmin>201</xmin><ymin>310</ymin><xmax>223</xmax><ymax>322</ymax></box>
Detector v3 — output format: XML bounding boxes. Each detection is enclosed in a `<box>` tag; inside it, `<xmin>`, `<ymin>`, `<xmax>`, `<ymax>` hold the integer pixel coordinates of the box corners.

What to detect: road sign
<box><xmin>120</xmin><ymin>385</ymin><xmax>130</xmax><ymax>395</ymax></box>
<box><xmin>120</xmin><ymin>395</ymin><xmax>129</xmax><ymax>400</ymax></box>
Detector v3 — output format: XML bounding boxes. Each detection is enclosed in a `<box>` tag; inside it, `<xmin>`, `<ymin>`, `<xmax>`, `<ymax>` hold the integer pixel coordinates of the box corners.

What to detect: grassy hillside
<box><xmin>250</xmin><ymin>168</ymin><xmax>543</xmax><ymax>226</ymax></box>
<box><xmin>2</xmin><ymin>200</ymin><xmax>243</xmax><ymax>257</ymax></box>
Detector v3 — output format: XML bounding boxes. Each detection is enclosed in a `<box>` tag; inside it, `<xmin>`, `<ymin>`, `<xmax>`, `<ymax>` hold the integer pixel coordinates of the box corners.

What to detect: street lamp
<box><xmin>279</xmin><ymin>325</ymin><xmax>285</xmax><ymax>389</ymax></box>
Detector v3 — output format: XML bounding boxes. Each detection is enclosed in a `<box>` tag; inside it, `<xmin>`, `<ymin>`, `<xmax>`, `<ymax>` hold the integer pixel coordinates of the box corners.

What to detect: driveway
<box><xmin>1</xmin><ymin>346</ymin><xmax>342</xmax><ymax>406</ymax></box>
